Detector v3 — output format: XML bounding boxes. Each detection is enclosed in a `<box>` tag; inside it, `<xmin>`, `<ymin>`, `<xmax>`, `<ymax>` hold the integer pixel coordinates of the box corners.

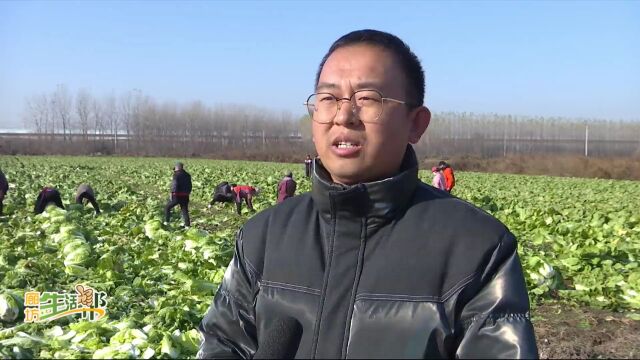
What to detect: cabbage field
<box><xmin>0</xmin><ymin>156</ymin><xmax>639</xmax><ymax>359</ymax></box>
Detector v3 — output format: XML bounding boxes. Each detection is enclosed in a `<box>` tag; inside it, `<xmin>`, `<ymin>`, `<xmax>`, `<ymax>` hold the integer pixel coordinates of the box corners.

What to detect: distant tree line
<box><xmin>12</xmin><ymin>85</ymin><xmax>311</xmax><ymax>160</ymax></box>
<box><xmin>2</xmin><ymin>85</ymin><xmax>638</xmax><ymax>160</ymax></box>
<box><xmin>420</xmin><ymin>112</ymin><xmax>640</xmax><ymax>158</ymax></box>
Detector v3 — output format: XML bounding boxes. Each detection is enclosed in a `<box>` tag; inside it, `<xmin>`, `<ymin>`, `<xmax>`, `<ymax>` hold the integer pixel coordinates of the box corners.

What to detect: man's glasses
<box><xmin>304</xmin><ymin>89</ymin><xmax>413</xmax><ymax>124</ymax></box>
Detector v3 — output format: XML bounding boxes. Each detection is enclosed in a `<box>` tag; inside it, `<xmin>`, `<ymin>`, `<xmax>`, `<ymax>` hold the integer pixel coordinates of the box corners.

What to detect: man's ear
<box><xmin>408</xmin><ymin>106</ymin><xmax>431</xmax><ymax>144</ymax></box>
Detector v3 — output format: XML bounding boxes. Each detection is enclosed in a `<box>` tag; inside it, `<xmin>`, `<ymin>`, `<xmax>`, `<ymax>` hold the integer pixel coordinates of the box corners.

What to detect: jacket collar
<box><xmin>311</xmin><ymin>145</ymin><xmax>419</xmax><ymax>224</ymax></box>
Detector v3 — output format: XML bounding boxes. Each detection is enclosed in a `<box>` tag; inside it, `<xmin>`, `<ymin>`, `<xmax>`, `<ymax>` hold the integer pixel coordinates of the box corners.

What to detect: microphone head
<box><xmin>253</xmin><ymin>316</ymin><xmax>302</xmax><ymax>359</ymax></box>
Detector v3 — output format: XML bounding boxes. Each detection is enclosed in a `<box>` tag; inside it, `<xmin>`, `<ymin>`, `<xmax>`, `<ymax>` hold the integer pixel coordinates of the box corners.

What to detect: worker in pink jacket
<box><xmin>277</xmin><ymin>171</ymin><xmax>297</xmax><ymax>204</ymax></box>
<box><xmin>431</xmin><ymin>166</ymin><xmax>446</xmax><ymax>191</ymax></box>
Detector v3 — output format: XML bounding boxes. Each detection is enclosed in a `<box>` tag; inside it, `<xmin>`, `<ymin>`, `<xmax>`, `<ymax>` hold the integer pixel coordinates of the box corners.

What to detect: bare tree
<box><xmin>91</xmin><ymin>97</ymin><xmax>106</xmax><ymax>145</ymax></box>
<box><xmin>120</xmin><ymin>91</ymin><xmax>134</xmax><ymax>151</ymax></box>
<box><xmin>76</xmin><ymin>89</ymin><xmax>92</xmax><ymax>141</ymax></box>
<box><xmin>52</xmin><ymin>84</ymin><xmax>73</xmax><ymax>142</ymax></box>
<box><xmin>104</xmin><ymin>94</ymin><xmax>120</xmax><ymax>153</ymax></box>
<box><xmin>23</xmin><ymin>94</ymin><xmax>51</xmax><ymax>137</ymax></box>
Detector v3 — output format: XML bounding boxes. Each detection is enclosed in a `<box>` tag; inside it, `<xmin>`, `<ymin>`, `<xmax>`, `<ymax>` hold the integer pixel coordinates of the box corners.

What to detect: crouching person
<box><xmin>209</xmin><ymin>181</ymin><xmax>235</xmax><ymax>208</ymax></box>
<box><xmin>34</xmin><ymin>187</ymin><xmax>64</xmax><ymax>214</ymax></box>
<box><xmin>76</xmin><ymin>184</ymin><xmax>100</xmax><ymax>214</ymax></box>
<box><xmin>232</xmin><ymin>185</ymin><xmax>258</xmax><ymax>215</ymax></box>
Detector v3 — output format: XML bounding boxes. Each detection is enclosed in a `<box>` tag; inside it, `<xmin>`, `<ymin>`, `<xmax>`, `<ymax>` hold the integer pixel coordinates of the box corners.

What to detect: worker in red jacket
<box><xmin>232</xmin><ymin>184</ymin><xmax>258</xmax><ymax>215</ymax></box>
<box><xmin>438</xmin><ymin>161</ymin><xmax>456</xmax><ymax>193</ymax></box>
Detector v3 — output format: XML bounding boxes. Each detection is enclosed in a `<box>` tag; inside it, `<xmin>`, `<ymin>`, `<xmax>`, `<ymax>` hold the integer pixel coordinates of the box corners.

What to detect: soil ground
<box><xmin>533</xmin><ymin>302</ymin><xmax>640</xmax><ymax>359</ymax></box>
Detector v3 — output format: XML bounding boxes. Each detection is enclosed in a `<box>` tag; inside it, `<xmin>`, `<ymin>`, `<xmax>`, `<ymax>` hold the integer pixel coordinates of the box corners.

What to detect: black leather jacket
<box><xmin>0</xmin><ymin>169</ymin><xmax>8</xmax><ymax>194</ymax></box>
<box><xmin>198</xmin><ymin>146</ymin><xmax>538</xmax><ymax>359</ymax></box>
<box><xmin>171</xmin><ymin>170</ymin><xmax>192</xmax><ymax>194</ymax></box>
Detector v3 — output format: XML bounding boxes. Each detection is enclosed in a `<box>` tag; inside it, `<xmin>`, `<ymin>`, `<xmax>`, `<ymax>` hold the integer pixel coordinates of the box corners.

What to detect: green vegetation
<box><xmin>0</xmin><ymin>156</ymin><xmax>638</xmax><ymax>358</ymax></box>
<box><xmin>442</xmin><ymin>172</ymin><xmax>640</xmax><ymax>312</ymax></box>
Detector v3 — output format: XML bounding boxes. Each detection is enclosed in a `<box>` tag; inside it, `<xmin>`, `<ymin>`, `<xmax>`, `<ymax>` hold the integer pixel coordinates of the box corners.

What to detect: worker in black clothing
<box><xmin>76</xmin><ymin>184</ymin><xmax>100</xmax><ymax>214</ymax></box>
<box><xmin>208</xmin><ymin>181</ymin><xmax>235</xmax><ymax>207</ymax></box>
<box><xmin>34</xmin><ymin>187</ymin><xmax>64</xmax><ymax>214</ymax></box>
<box><xmin>304</xmin><ymin>154</ymin><xmax>313</xmax><ymax>178</ymax></box>
<box><xmin>164</xmin><ymin>162</ymin><xmax>192</xmax><ymax>227</ymax></box>
<box><xmin>0</xmin><ymin>168</ymin><xmax>8</xmax><ymax>216</ymax></box>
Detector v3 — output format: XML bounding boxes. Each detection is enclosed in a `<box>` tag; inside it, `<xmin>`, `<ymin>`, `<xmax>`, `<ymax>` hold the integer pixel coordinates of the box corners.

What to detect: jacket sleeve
<box><xmin>34</xmin><ymin>191</ymin><xmax>42</xmax><ymax>213</ymax></box>
<box><xmin>288</xmin><ymin>180</ymin><xmax>297</xmax><ymax>196</ymax></box>
<box><xmin>455</xmin><ymin>233</ymin><xmax>539</xmax><ymax>359</ymax></box>
<box><xmin>170</xmin><ymin>174</ymin><xmax>178</xmax><ymax>193</ymax></box>
<box><xmin>197</xmin><ymin>228</ymin><xmax>258</xmax><ymax>359</ymax></box>
<box><xmin>0</xmin><ymin>172</ymin><xmax>7</xmax><ymax>193</ymax></box>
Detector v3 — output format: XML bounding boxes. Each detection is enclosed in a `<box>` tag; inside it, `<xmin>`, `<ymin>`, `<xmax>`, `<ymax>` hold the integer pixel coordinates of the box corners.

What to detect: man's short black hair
<box><xmin>315</xmin><ymin>29</ymin><xmax>425</xmax><ymax>107</ymax></box>
<box><xmin>438</xmin><ymin>161</ymin><xmax>446</xmax><ymax>167</ymax></box>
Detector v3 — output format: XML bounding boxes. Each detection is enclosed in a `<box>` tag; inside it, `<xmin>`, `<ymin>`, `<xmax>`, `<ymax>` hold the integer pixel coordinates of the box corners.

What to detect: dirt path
<box><xmin>533</xmin><ymin>303</ymin><xmax>640</xmax><ymax>358</ymax></box>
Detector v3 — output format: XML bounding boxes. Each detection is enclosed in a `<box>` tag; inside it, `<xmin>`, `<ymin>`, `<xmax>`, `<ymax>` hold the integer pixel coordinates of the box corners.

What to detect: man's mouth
<box><xmin>330</xmin><ymin>138</ymin><xmax>363</xmax><ymax>157</ymax></box>
<box><xmin>335</xmin><ymin>141</ymin><xmax>359</xmax><ymax>149</ymax></box>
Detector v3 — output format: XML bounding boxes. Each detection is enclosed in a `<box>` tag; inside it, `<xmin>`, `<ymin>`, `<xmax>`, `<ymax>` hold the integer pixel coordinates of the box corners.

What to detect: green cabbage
<box><xmin>161</xmin><ymin>333</ymin><xmax>180</xmax><ymax>358</ymax></box>
<box><xmin>0</xmin><ymin>292</ymin><xmax>22</xmax><ymax>322</ymax></box>
<box><xmin>64</xmin><ymin>246</ymin><xmax>91</xmax><ymax>267</ymax></box>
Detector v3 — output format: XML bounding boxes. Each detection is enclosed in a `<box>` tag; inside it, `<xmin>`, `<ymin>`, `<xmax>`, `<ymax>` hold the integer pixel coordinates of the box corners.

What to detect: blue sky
<box><xmin>1</xmin><ymin>0</ymin><xmax>639</xmax><ymax>129</ymax></box>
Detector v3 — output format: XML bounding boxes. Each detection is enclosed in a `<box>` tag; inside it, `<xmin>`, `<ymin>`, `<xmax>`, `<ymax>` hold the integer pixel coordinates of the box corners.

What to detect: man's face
<box><xmin>312</xmin><ymin>44</ymin><xmax>429</xmax><ymax>185</ymax></box>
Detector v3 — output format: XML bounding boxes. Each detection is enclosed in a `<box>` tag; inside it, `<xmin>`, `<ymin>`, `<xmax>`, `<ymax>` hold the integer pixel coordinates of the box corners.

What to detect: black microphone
<box><xmin>253</xmin><ymin>316</ymin><xmax>302</xmax><ymax>359</ymax></box>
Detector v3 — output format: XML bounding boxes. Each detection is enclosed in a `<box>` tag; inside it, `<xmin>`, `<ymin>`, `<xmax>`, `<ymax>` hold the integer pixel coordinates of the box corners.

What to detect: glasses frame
<box><xmin>304</xmin><ymin>89</ymin><xmax>415</xmax><ymax>124</ymax></box>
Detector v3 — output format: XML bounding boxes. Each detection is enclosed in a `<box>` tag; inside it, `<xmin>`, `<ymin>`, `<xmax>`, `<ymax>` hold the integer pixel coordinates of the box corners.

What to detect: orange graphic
<box><xmin>40</xmin><ymin>308</ymin><xmax>106</xmax><ymax>322</ymax></box>
<box><xmin>24</xmin><ymin>308</ymin><xmax>40</xmax><ymax>323</ymax></box>
<box><xmin>76</xmin><ymin>285</ymin><xmax>93</xmax><ymax>307</ymax></box>
<box><xmin>24</xmin><ymin>292</ymin><xmax>40</xmax><ymax>306</ymax></box>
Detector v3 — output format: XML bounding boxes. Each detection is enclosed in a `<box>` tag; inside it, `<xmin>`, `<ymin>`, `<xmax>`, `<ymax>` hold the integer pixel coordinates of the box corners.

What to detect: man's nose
<box><xmin>334</xmin><ymin>98</ymin><xmax>357</xmax><ymax>126</ymax></box>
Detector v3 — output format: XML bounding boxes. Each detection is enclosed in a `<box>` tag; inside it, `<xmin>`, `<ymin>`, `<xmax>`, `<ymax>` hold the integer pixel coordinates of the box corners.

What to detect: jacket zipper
<box><xmin>341</xmin><ymin>216</ymin><xmax>367</xmax><ymax>358</ymax></box>
<box><xmin>310</xmin><ymin>193</ymin><xmax>338</xmax><ymax>358</ymax></box>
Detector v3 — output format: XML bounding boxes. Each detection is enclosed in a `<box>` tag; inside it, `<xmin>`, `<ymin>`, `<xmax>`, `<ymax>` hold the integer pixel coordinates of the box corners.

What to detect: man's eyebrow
<box><xmin>352</xmin><ymin>81</ymin><xmax>383</xmax><ymax>90</ymax></box>
<box><xmin>316</xmin><ymin>81</ymin><xmax>384</xmax><ymax>92</ymax></box>
<box><xmin>316</xmin><ymin>82</ymin><xmax>338</xmax><ymax>92</ymax></box>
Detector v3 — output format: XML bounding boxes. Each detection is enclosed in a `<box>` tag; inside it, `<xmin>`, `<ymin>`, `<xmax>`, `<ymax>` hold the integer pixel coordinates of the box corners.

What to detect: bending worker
<box><xmin>209</xmin><ymin>181</ymin><xmax>235</xmax><ymax>207</ymax></box>
<box><xmin>76</xmin><ymin>184</ymin><xmax>101</xmax><ymax>214</ymax></box>
<box><xmin>34</xmin><ymin>187</ymin><xmax>64</xmax><ymax>214</ymax></box>
<box><xmin>232</xmin><ymin>184</ymin><xmax>258</xmax><ymax>215</ymax></box>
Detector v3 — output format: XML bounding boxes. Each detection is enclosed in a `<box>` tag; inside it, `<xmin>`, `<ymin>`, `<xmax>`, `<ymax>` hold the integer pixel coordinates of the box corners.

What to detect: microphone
<box><xmin>253</xmin><ymin>316</ymin><xmax>302</xmax><ymax>359</ymax></box>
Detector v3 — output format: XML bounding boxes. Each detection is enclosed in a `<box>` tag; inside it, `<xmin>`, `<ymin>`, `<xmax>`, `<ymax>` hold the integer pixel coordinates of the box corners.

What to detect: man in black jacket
<box><xmin>209</xmin><ymin>181</ymin><xmax>235</xmax><ymax>207</ymax></box>
<box><xmin>198</xmin><ymin>29</ymin><xmax>538</xmax><ymax>359</ymax></box>
<box><xmin>76</xmin><ymin>184</ymin><xmax>100</xmax><ymax>214</ymax></box>
<box><xmin>164</xmin><ymin>162</ymin><xmax>192</xmax><ymax>227</ymax></box>
<box><xmin>0</xmin><ymin>168</ymin><xmax>8</xmax><ymax>216</ymax></box>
